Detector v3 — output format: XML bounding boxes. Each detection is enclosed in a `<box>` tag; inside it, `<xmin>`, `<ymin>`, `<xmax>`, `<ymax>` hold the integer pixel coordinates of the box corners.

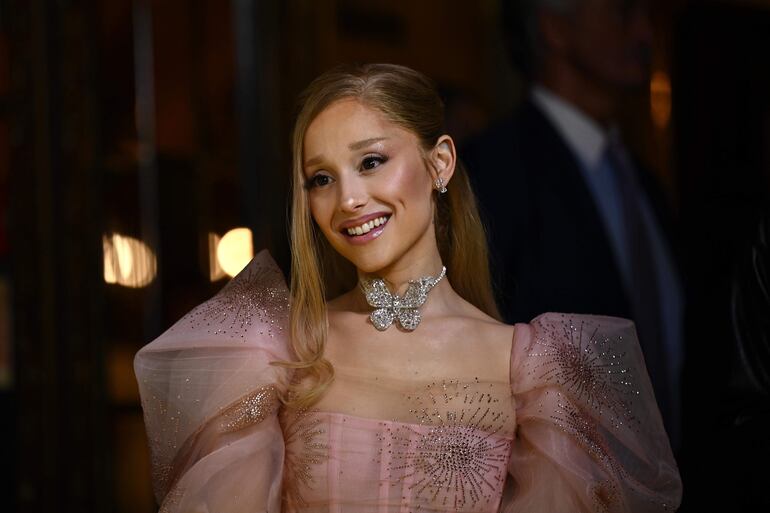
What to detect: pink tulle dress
<box><xmin>135</xmin><ymin>251</ymin><xmax>681</xmax><ymax>512</ymax></box>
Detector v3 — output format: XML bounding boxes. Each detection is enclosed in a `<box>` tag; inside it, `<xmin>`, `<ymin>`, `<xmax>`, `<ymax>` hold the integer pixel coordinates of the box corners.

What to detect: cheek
<box><xmin>380</xmin><ymin>160</ymin><xmax>433</xmax><ymax>209</ymax></box>
<box><xmin>307</xmin><ymin>193</ymin><xmax>334</xmax><ymax>235</ymax></box>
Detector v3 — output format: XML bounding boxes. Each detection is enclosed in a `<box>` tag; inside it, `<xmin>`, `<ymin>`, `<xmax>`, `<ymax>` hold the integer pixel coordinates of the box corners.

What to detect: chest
<box><xmin>321</xmin><ymin>320</ymin><xmax>512</xmax><ymax>385</ymax></box>
<box><xmin>280</xmin><ymin>379</ymin><xmax>516</xmax><ymax>512</ymax></box>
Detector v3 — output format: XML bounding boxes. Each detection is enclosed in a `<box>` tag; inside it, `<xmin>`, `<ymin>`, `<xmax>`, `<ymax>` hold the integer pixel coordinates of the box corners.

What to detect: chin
<box><xmin>340</xmin><ymin>249</ymin><xmax>391</xmax><ymax>275</ymax></box>
<box><xmin>333</xmin><ymin>237</ymin><xmax>405</xmax><ymax>276</ymax></box>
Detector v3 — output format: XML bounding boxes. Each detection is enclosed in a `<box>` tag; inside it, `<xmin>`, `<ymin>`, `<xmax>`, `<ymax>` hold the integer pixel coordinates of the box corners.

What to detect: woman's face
<box><xmin>302</xmin><ymin>99</ymin><xmax>446</xmax><ymax>275</ymax></box>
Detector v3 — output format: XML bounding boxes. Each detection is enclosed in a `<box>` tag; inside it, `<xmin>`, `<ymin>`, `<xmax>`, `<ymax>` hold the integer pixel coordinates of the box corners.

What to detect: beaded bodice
<box><xmin>280</xmin><ymin>380</ymin><xmax>514</xmax><ymax>512</ymax></box>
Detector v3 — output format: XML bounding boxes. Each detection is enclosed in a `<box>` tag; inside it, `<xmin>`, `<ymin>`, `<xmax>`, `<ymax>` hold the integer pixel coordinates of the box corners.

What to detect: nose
<box><xmin>337</xmin><ymin>174</ymin><xmax>368</xmax><ymax>213</ymax></box>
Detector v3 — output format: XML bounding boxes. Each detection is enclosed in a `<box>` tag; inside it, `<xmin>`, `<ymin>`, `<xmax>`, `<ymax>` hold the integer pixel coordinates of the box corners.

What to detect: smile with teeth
<box><xmin>345</xmin><ymin>216</ymin><xmax>389</xmax><ymax>236</ymax></box>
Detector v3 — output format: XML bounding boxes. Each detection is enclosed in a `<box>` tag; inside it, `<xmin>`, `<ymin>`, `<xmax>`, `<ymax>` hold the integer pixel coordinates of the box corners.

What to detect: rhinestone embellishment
<box><xmin>359</xmin><ymin>266</ymin><xmax>446</xmax><ymax>331</ymax></box>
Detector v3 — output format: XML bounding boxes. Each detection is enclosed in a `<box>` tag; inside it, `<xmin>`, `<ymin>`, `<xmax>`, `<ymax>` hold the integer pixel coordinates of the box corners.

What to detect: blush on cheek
<box><xmin>382</xmin><ymin>159</ymin><xmax>432</xmax><ymax>198</ymax></box>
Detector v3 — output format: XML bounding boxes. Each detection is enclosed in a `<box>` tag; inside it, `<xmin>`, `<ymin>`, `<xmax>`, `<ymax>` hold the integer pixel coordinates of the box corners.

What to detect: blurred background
<box><xmin>1</xmin><ymin>0</ymin><xmax>769</xmax><ymax>511</ymax></box>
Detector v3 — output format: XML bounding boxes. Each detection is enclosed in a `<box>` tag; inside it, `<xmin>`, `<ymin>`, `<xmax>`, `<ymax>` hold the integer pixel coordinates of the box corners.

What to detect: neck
<box><xmin>358</xmin><ymin>247</ymin><xmax>445</xmax><ymax>297</ymax></box>
<box><xmin>537</xmin><ymin>62</ymin><xmax>618</xmax><ymax>128</ymax></box>
<box><xmin>357</xmin><ymin>246</ymin><xmax>452</xmax><ymax>330</ymax></box>
<box><xmin>352</xmin><ymin>224</ymin><xmax>456</xmax><ymax>317</ymax></box>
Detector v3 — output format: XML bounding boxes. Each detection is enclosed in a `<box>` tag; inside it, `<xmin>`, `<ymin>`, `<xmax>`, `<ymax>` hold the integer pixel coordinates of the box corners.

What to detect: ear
<box><xmin>429</xmin><ymin>135</ymin><xmax>456</xmax><ymax>189</ymax></box>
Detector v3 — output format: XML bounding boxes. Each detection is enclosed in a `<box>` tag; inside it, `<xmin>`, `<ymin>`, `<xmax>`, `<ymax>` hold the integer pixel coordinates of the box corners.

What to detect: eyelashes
<box><xmin>361</xmin><ymin>154</ymin><xmax>387</xmax><ymax>170</ymax></box>
<box><xmin>304</xmin><ymin>153</ymin><xmax>389</xmax><ymax>190</ymax></box>
<box><xmin>304</xmin><ymin>174</ymin><xmax>332</xmax><ymax>189</ymax></box>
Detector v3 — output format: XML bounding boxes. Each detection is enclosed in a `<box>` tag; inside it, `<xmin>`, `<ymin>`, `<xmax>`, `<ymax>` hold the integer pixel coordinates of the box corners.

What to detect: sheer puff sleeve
<box><xmin>504</xmin><ymin>313</ymin><xmax>682</xmax><ymax>513</ymax></box>
<box><xmin>134</xmin><ymin>250</ymin><xmax>292</xmax><ymax>513</ymax></box>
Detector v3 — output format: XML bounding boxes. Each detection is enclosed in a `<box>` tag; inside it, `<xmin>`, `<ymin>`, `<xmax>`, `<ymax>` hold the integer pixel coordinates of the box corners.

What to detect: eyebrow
<box><xmin>304</xmin><ymin>137</ymin><xmax>388</xmax><ymax>168</ymax></box>
<box><xmin>349</xmin><ymin>137</ymin><xmax>387</xmax><ymax>151</ymax></box>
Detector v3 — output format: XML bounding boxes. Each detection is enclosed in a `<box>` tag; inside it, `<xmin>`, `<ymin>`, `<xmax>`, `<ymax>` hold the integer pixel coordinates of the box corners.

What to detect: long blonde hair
<box><xmin>280</xmin><ymin>63</ymin><xmax>499</xmax><ymax>408</ymax></box>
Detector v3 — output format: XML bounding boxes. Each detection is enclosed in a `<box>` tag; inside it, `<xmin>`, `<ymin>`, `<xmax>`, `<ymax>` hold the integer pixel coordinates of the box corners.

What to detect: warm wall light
<box><xmin>650</xmin><ymin>70</ymin><xmax>672</xmax><ymax>129</ymax></box>
<box><xmin>103</xmin><ymin>233</ymin><xmax>157</xmax><ymax>288</ymax></box>
<box><xmin>208</xmin><ymin>232</ymin><xmax>226</xmax><ymax>282</ymax></box>
<box><xmin>216</xmin><ymin>227</ymin><xmax>253</xmax><ymax>277</ymax></box>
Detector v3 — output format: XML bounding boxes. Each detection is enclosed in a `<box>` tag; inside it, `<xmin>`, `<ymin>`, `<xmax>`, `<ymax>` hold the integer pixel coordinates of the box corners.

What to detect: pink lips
<box><xmin>340</xmin><ymin>213</ymin><xmax>391</xmax><ymax>245</ymax></box>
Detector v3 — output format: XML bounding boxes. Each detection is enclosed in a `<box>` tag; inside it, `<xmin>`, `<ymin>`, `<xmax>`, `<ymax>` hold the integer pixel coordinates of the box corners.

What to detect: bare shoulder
<box><xmin>419</xmin><ymin>300</ymin><xmax>514</xmax><ymax>381</ymax></box>
<box><xmin>447</xmin><ymin>297</ymin><xmax>515</xmax><ymax>350</ymax></box>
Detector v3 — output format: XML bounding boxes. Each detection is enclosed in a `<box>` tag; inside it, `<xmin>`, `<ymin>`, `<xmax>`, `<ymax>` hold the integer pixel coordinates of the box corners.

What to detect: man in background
<box><xmin>463</xmin><ymin>0</ymin><xmax>684</xmax><ymax>448</ymax></box>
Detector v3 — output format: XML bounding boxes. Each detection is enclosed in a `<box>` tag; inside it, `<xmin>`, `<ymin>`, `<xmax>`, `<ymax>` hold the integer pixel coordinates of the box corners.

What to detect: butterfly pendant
<box><xmin>360</xmin><ymin>267</ymin><xmax>446</xmax><ymax>331</ymax></box>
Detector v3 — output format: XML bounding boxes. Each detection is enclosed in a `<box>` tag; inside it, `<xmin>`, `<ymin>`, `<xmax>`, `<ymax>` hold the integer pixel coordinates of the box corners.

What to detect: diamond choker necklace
<box><xmin>359</xmin><ymin>266</ymin><xmax>446</xmax><ymax>331</ymax></box>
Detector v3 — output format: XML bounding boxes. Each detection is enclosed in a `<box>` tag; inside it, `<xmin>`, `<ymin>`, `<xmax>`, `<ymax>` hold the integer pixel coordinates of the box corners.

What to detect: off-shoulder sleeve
<box><xmin>134</xmin><ymin>250</ymin><xmax>292</xmax><ymax>513</ymax></box>
<box><xmin>503</xmin><ymin>313</ymin><xmax>682</xmax><ymax>513</ymax></box>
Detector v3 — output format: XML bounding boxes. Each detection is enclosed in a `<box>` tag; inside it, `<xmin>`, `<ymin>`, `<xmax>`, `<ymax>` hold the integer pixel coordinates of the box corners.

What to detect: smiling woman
<box><xmin>303</xmin><ymin>98</ymin><xmax>451</xmax><ymax>273</ymax></box>
<box><xmin>134</xmin><ymin>64</ymin><xmax>682</xmax><ymax>512</ymax></box>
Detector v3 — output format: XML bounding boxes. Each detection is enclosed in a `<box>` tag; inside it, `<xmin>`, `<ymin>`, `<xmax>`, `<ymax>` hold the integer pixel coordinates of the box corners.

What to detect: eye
<box><xmin>361</xmin><ymin>154</ymin><xmax>387</xmax><ymax>171</ymax></box>
<box><xmin>305</xmin><ymin>173</ymin><xmax>334</xmax><ymax>189</ymax></box>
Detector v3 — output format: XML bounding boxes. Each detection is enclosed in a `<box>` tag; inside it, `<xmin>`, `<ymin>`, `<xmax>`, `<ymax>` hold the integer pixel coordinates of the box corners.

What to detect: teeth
<box><xmin>346</xmin><ymin>216</ymin><xmax>389</xmax><ymax>236</ymax></box>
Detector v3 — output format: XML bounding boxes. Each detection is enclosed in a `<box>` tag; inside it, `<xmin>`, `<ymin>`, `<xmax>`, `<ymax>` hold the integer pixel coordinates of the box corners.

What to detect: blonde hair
<box><xmin>279</xmin><ymin>63</ymin><xmax>499</xmax><ymax>409</ymax></box>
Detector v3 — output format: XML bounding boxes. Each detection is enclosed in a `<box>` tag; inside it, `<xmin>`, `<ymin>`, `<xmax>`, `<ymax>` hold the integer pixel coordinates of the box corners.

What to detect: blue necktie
<box><xmin>606</xmin><ymin>136</ymin><xmax>672</xmax><ymax>426</ymax></box>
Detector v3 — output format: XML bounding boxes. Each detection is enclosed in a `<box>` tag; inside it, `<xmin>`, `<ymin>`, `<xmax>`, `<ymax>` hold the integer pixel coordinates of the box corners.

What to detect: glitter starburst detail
<box><xmin>551</xmin><ymin>398</ymin><xmax>624</xmax><ymax>478</ymax></box>
<box><xmin>218</xmin><ymin>384</ymin><xmax>279</xmax><ymax>433</ymax></box>
<box><xmin>280</xmin><ymin>408</ymin><xmax>328</xmax><ymax>509</ymax></box>
<box><xmin>527</xmin><ymin>316</ymin><xmax>640</xmax><ymax>430</ymax></box>
<box><xmin>378</xmin><ymin>380</ymin><xmax>512</xmax><ymax>510</ymax></box>
<box><xmin>176</xmin><ymin>258</ymin><xmax>288</xmax><ymax>339</ymax></box>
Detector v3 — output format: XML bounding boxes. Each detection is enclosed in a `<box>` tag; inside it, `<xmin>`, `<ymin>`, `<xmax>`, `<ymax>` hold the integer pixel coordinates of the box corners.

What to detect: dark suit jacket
<box><xmin>462</xmin><ymin>99</ymin><xmax>676</xmax><ymax>325</ymax></box>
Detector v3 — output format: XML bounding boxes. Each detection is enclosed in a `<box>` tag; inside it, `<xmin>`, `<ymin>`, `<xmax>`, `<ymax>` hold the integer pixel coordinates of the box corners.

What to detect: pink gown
<box><xmin>135</xmin><ymin>251</ymin><xmax>682</xmax><ymax>512</ymax></box>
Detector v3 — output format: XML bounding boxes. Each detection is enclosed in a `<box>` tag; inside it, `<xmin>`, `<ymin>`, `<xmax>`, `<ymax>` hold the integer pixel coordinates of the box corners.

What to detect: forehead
<box><xmin>304</xmin><ymin>99</ymin><xmax>408</xmax><ymax>151</ymax></box>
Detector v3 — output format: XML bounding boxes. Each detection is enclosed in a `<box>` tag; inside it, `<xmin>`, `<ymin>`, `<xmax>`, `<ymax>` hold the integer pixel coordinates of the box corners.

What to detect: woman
<box><xmin>135</xmin><ymin>64</ymin><xmax>681</xmax><ymax>512</ymax></box>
